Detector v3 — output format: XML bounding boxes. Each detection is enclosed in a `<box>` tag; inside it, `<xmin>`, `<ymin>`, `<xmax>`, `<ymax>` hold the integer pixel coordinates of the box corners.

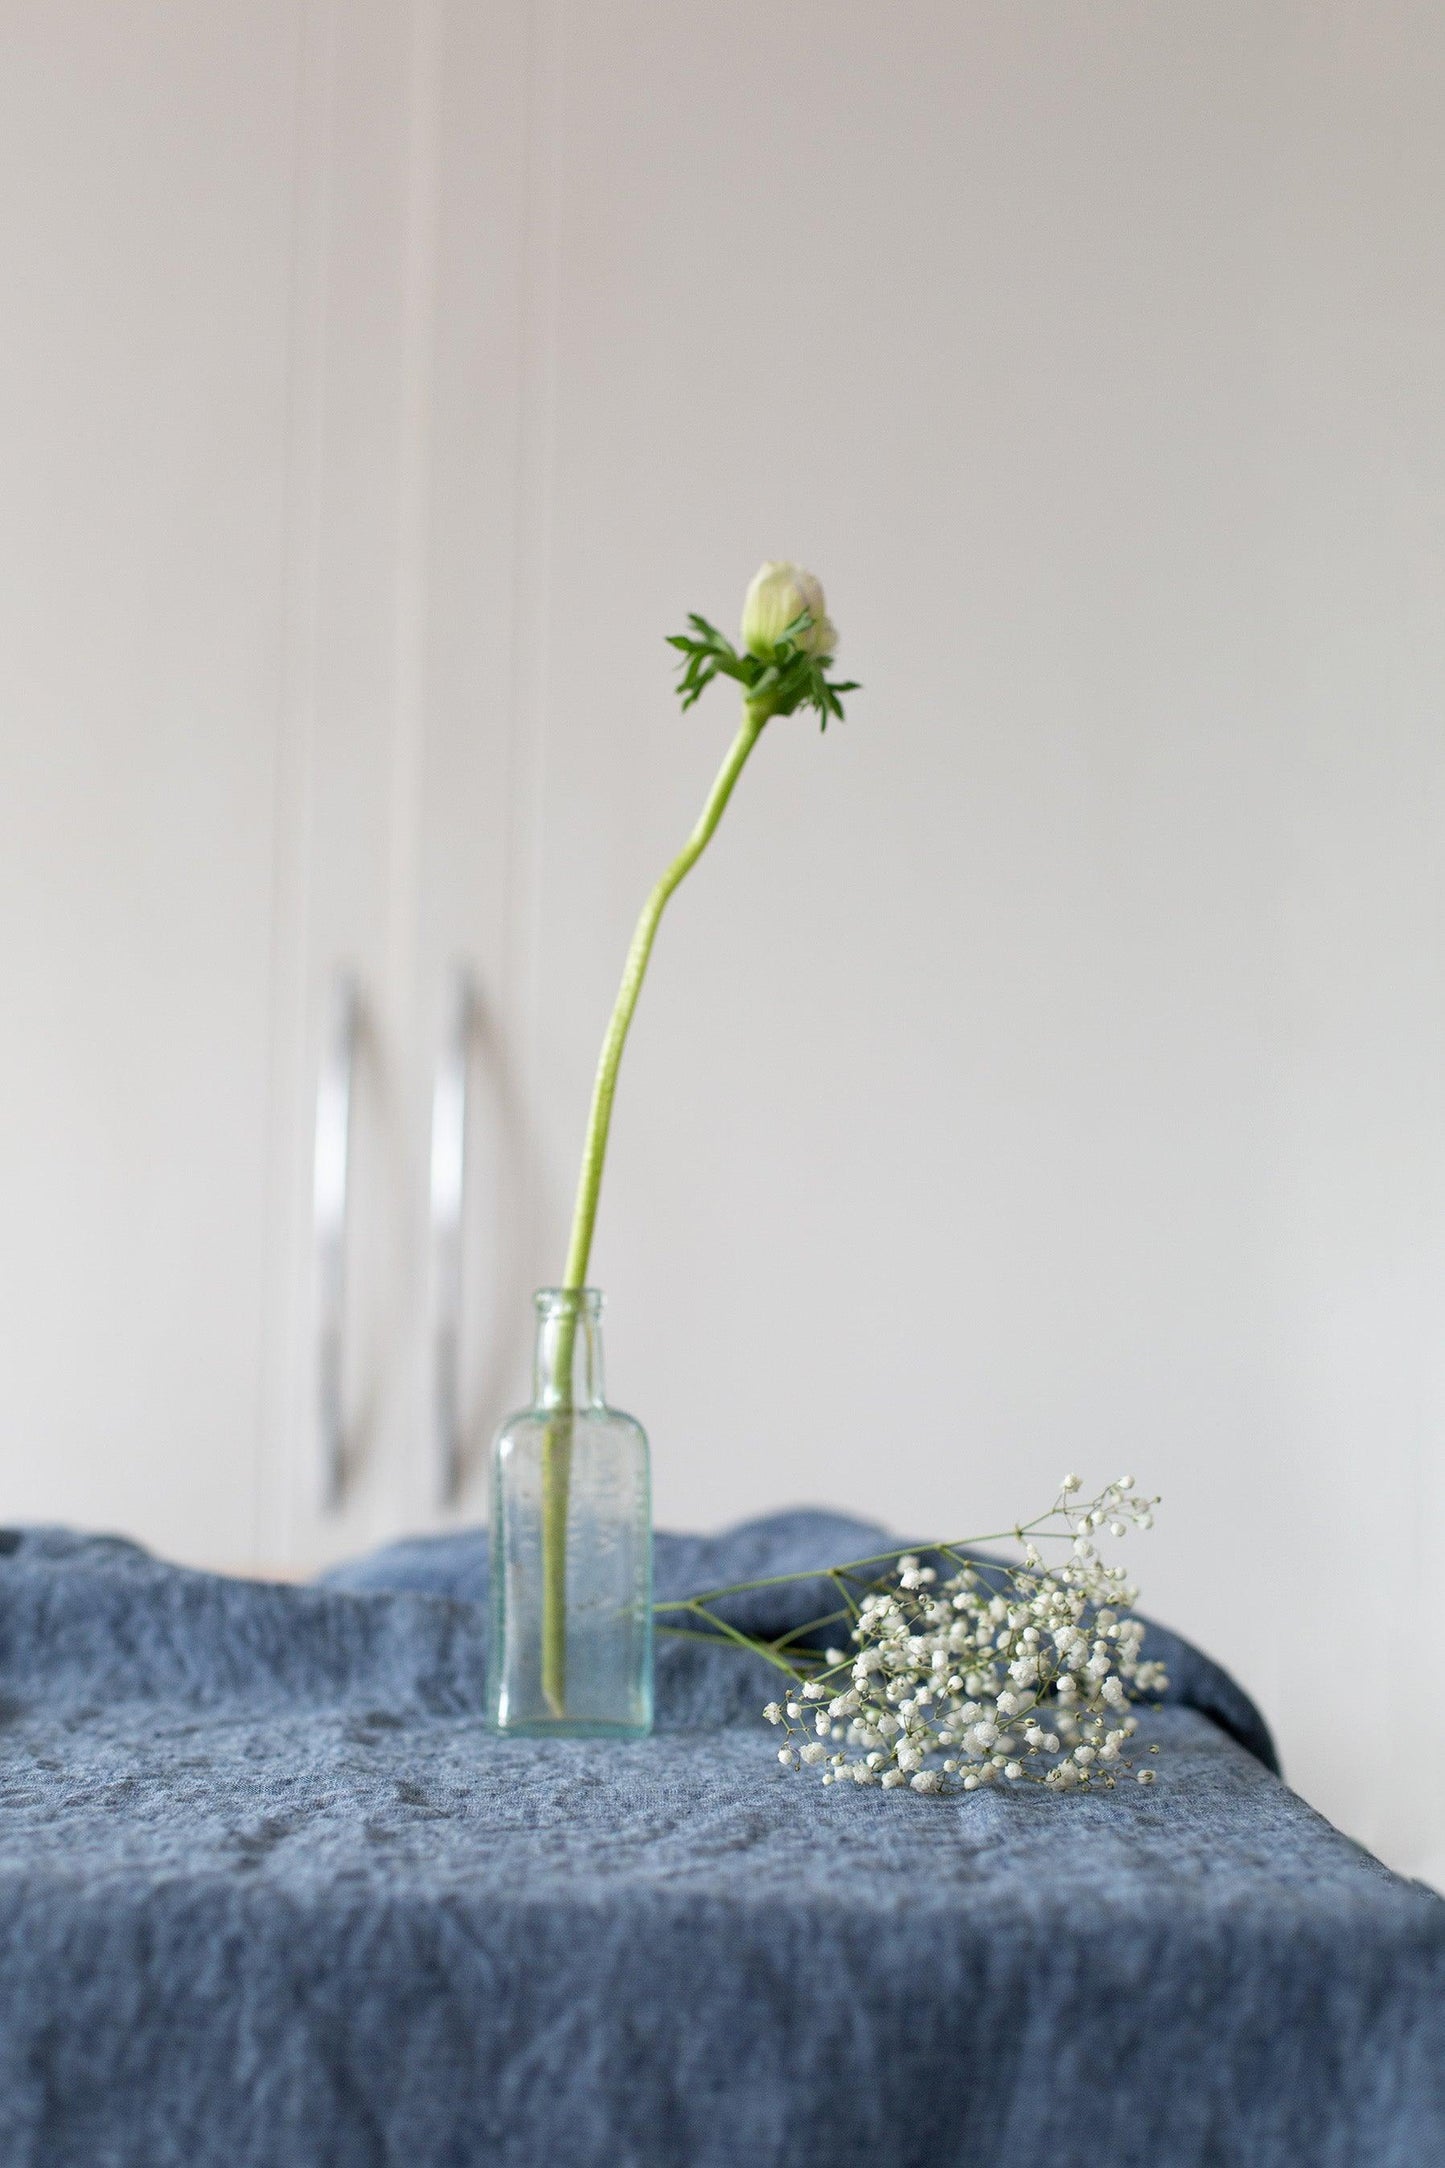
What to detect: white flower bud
<box><xmin>740</xmin><ymin>561</ymin><xmax>837</xmax><ymax>660</ymax></box>
<box><xmin>763</xmin><ymin>1703</ymin><xmax>782</xmax><ymax>1724</ymax></box>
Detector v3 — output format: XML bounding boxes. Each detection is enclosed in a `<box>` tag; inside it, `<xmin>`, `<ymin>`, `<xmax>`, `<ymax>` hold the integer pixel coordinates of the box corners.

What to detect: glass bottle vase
<box><xmin>487</xmin><ymin>1288</ymin><xmax>653</xmax><ymax>1737</ymax></box>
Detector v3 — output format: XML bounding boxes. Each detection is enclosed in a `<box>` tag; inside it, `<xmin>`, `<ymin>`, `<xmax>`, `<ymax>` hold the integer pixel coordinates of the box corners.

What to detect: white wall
<box><xmin>0</xmin><ymin>1</ymin><xmax>1440</xmax><ymax>1888</ymax></box>
<box><xmin>503</xmin><ymin>1</ymin><xmax>1445</xmax><ymax>1888</ymax></box>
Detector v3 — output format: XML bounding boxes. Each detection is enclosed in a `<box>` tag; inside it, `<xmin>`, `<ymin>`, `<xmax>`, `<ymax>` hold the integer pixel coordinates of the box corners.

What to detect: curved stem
<box><xmin>563</xmin><ymin>700</ymin><xmax>767</xmax><ymax>1291</ymax></box>
<box><xmin>540</xmin><ymin>699</ymin><xmax>768</xmax><ymax>1715</ymax></box>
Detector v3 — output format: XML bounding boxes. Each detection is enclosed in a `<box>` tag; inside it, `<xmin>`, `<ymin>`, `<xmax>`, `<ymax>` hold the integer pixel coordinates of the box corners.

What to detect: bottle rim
<box><xmin>533</xmin><ymin>1285</ymin><xmax>604</xmax><ymax>1316</ymax></box>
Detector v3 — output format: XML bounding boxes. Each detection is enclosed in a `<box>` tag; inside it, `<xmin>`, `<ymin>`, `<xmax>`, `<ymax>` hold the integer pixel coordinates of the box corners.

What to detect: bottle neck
<box><xmin>532</xmin><ymin>1288</ymin><xmax>606</xmax><ymax>1410</ymax></box>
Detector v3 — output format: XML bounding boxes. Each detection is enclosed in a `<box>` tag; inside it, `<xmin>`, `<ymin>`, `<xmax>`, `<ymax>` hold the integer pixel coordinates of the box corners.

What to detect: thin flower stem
<box><xmin>648</xmin><ymin>1516</ymin><xmax>1084</xmax><ymax>1623</ymax></box>
<box><xmin>663</xmin><ymin>1600</ymin><xmax>802</xmax><ymax>1676</ymax></box>
<box><xmin>770</xmin><ymin>1608</ymin><xmax>852</xmax><ymax>1652</ymax></box>
<box><xmin>652</xmin><ymin>1545</ymin><xmax>973</xmax><ymax>1609</ymax></box>
<box><xmin>650</xmin><ymin>1549</ymin><xmax>917</xmax><ymax>1608</ymax></box>
<box><xmin>646</xmin><ymin>1530</ymin><xmax>1077</xmax><ymax>1684</ymax></box>
<box><xmin>656</xmin><ymin>1616</ymin><xmax>845</xmax><ymax>1682</ymax></box>
<box><xmin>540</xmin><ymin>701</ymin><xmax>769</xmax><ymax>1716</ymax></box>
<box><xmin>562</xmin><ymin>702</ymin><xmax>768</xmax><ymax>1293</ymax></box>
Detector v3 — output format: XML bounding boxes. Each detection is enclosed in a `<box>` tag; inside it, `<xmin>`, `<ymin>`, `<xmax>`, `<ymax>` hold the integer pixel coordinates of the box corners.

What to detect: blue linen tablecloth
<box><xmin>0</xmin><ymin>1511</ymin><xmax>1439</xmax><ymax>2166</ymax></box>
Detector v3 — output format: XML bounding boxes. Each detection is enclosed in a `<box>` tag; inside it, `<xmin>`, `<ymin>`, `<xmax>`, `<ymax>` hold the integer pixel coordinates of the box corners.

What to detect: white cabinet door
<box><xmin>0</xmin><ymin>3</ymin><xmax>305</xmax><ymax>1566</ymax></box>
<box><xmin>0</xmin><ymin>0</ymin><xmax>527</xmax><ymax>1572</ymax></box>
<box><xmin>259</xmin><ymin>0</ymin><xmax>536</xmax><ymax>1573</ymax></box>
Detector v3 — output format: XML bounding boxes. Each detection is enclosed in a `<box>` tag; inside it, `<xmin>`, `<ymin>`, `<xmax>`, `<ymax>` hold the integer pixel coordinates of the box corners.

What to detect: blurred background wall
<box><xmin>0</xmin><ymin>1</ymin><xmax>1441</xmax><ymax>1886</ymax></box>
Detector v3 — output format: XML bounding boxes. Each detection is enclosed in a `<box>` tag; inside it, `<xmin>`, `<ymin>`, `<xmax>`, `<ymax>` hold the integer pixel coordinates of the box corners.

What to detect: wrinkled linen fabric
<box><xmin>0</xmin><ymin>1515</ymin><xmax>1435</xmax><ymax>2168</ymax></box>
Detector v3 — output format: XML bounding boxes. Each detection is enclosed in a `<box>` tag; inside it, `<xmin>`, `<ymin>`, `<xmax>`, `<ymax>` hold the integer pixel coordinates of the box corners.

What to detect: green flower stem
<box><xmin>645</xmin><ymin>1515</ymin><xmax>1070</xmax><ymax>1613</ymax></box>
<box><xmin>540</xmin><ymin>699</ymin><xmax>769</xmax><ymax>1716</ymax></box>
<box><xmin>655</xmin><ymin>1601</ymin><xmax>804</xmax><ymax>1677</ymax></box>
<box><xmin>561</xmin><ymin>700</ymin><xmax>769</xmax><ymax>1290</ymax></box>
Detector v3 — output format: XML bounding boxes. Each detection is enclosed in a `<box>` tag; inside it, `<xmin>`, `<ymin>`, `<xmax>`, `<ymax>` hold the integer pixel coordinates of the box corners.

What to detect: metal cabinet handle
<box><xmin>430</xmin><ymin>968</ymin><xmax>473</xmax><ymax>1504</ymax></box>
<box><xmin>314</xmin><ymin>972</ymin><xmax>359</xmax><ymax>1509</ymax></box>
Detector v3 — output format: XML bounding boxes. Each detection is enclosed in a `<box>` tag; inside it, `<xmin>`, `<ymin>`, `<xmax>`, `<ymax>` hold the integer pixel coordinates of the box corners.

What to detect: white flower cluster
<box><xmin>765</xmin><ymin>1477</ymin><xmax>1168</xmax><ymax>1797</ymax></box>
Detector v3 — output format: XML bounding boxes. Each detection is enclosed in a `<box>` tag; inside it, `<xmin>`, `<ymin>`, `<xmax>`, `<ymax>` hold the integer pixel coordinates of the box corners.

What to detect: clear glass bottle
<box><xmin>487</xmin><ymin>1288</ymin><xmax>653</xmax><ymax>1737</ymax></box>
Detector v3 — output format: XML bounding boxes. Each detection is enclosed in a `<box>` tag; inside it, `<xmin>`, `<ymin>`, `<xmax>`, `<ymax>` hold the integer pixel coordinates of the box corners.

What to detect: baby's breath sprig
<box><xmin>659</xmin><ymin>1476</ymin><xmax>1168</xmax><ymax>1797</ymax></box>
